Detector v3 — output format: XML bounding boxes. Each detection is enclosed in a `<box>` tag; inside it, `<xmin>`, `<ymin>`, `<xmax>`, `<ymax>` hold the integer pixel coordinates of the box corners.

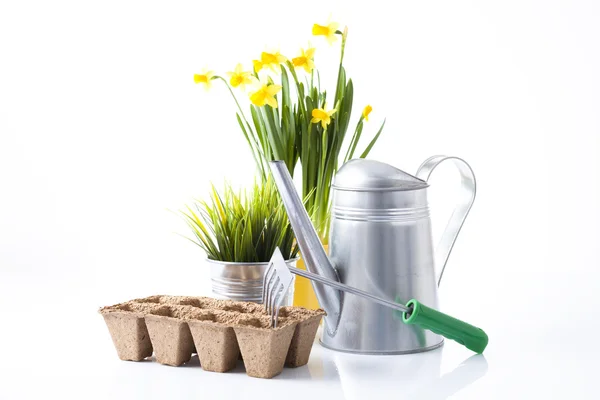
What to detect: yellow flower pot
<box><xmin>293</xmin><ymin>244</ymin><xmax>327</xmax><ymax>309</ymax></box>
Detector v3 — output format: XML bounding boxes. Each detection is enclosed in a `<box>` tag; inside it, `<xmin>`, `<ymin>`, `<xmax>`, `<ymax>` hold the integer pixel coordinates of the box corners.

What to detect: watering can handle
<box><xmin>416</xmin><ymin>156</ymin><xmax>476</xmax><ymax>287</ymax></box>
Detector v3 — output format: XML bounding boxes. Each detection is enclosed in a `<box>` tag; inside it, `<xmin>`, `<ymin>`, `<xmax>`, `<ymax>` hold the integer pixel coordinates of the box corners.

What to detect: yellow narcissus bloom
<box><xmin>312</xmin><ymin>21</ymin><xmax>340</xmax><ymax>44</ymax></box>
<box><xmin>193</xmin><ymin>69</ymin><xmax>215</xmax><ymax>90</ymax></box>
<box><xmin>311</xmin><ymin>106</ymin><xmax>337</xmax><ymax>129</ymax></box>
<box><xmin>292</xmin><ymin>47</ymin><xmax>316</xmax><ymax>73</ymax></box>
<box><xmin>253</xmin><ymin>51</ymin><xmax>287</xmax><ymax>73</ymax></box>
<box><xmin>362</xmin><ymin>105</ymin><xmax>373</xmax><ymax>121</ymax></box>
<box><xmin>227</xmin><ymin>63</ymin><xmax>253</xmax><ymax>90</ymax></box>
<box><xmin>262</xmin><ymin>51</ymin><xmax>286</xmax><ymax>65</ymax></box>
<box><xmin>249</xmin><ymin>82</ymin><xmax>282</xmax><ymax>108</ymax></box>
<box><xmin>253</xmin><ymin>59</ymin><xmax>263</xmax><ymax>73</ymax></box>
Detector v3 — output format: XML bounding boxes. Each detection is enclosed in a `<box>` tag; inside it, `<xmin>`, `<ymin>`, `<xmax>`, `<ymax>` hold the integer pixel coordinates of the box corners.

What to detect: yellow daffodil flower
<box><xmin>193</xmin><ymin>69</ymin><xmax>215</xmax><ymax>90</ymax></box>
<box><xmin>253</xmin><ymin>51</ymin><xmax>287</xmax><ymax>73</ymax></box>
<box><xmin>262</xmin><ymin>51</ymin><xmax>286</xmax><ymax>65</ymax></box>
<box><xmin>312</xmin><ymin>21</ymin><xmax>340</xmax><ymax>44</ymax></box>
<box><xmin>227</xmin><ymin>63</ymin><xmax>253</xmax><ymax>90</ymax></box>
<box><xmin>292</xmin><ymin>47</ymin><xmax>316</xmax><ymax>73</ymax></box>
<box><xmin>311</xmin><ymin>106</ymin><xmax>337</xmax><ymax>129</ymax></box>
<box><xmin>249</xmin><ymin>82</ymin><xmax>282</xmax><ymax>108</ymax></box>
<box><xmin>362</xmin><ymin>105</ymin><xmax>373</xmax><ymax>121</ymax></box>
<box><xmin>253</xmin><ymin>59</ymin><xmax>263</xmax><ymax>73</ymax></box>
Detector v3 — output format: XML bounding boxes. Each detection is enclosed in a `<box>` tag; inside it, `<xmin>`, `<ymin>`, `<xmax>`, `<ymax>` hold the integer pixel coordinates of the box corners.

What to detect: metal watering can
<box><xmin>270</xmin><ymin>156</ymin><xmax>484</xmax><ymax>354</ymax></box>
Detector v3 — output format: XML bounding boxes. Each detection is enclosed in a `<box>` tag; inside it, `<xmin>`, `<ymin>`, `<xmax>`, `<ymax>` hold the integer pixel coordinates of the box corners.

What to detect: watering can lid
<box><xmin>333</xmin><ymin>159</ymin><xmax>428</xmax><ymax>191</ymax></box>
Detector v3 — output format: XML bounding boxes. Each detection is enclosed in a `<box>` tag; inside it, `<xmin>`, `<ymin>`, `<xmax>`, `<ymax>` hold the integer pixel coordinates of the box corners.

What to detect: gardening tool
<box><xmin>269</xmin><ymin>157</ymin><xmax>488</xmax><ymax>354</ymax></box>
<box><xmin>264</xmin><ymin>247</ymin><xmax>487</xmax><ymax>353</ymax></box>
<box><xmin>262</xmin><ymin>248</ymin><xmax>295</xmax><ymax>328</ymax></box>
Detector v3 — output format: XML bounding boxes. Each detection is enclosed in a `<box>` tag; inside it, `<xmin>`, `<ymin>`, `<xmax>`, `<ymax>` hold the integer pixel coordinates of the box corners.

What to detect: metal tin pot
<box><xmin>207</xmin><ymin>258</ymin><xmax>298</xmax><ymax>303</ymax></box>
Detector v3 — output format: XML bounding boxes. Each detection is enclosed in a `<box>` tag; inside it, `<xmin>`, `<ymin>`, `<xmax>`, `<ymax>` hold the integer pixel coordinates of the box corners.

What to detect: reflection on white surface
<box><xmin>416</xmin><ymin>355</ymin><xmax>488</xmax><ymax>399</ymax></box>
<box><xmin>327</xmin><ymin>347</ymin><xmax>486</xmax><ymax>399</ymax></box>
<box><xmin>275</xmin><ymin>330</ymin><xmax>488</xmax><ymax>399</ymax></box>
<box><xmin>333</xmin><ymin>347</ymin><xmax>443</xmax><ymax>399</ymax></box>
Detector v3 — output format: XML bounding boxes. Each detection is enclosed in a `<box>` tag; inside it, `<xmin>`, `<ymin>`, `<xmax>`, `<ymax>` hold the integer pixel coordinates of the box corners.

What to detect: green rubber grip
<box><xmin>402</xmin><ymin>299</ymin><xmax>489</xmax><ymax>354</ymax></box>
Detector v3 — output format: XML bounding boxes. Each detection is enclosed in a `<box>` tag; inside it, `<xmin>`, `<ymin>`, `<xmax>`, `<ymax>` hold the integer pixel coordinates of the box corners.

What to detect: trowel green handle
<box><xmin>402</xmin><ymin>299</ymin><xmax>489</xmax><ymax>354</ymax></box>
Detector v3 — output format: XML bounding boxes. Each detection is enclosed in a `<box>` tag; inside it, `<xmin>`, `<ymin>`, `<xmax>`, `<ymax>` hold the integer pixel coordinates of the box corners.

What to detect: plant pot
<box><xmin>188</xmin><ymin>313</ymin><xmax>241</xmax><ymax>373</ymax></box>
<box><xmin>233</xmin><ymin>316</ymin><xmax>298</xmax><ymax>379</ymax></box>
<box><xmin>144</xmin><ymin>305</ymin><xmax>200</xmax><ymax>366</ymax></box>
<box><xmin>279</xmin><ymin>307</ymin><xmax>325</xmax><ymax>367</ymax></box>
<box><xmin>208</xmin><ymin>258</ymin><xmax>298</xmax><ymax>303</ymax></box>
<box><xmin>100</xmin><ymin>303</ymin><xmax>157</xmax><ymax>361</ymax></box>
<box><xmin>293</xmin><ymin>244</ymin><xmax>327</xmax><ymax>309</ymax></box>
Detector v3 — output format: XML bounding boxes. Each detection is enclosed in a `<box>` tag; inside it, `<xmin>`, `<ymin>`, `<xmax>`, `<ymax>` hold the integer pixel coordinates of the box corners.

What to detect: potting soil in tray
<box><xmin>99</xmin><ymin>295</ymin><xmax>325</xmax><ymax>379</ymax></box>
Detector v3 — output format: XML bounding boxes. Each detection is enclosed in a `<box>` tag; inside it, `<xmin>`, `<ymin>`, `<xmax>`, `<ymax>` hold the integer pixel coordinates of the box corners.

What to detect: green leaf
<box><xmin>236</xmin><ymin>113</ymin><xmax>265</xmax><ymax>180</ymax></box>
<box><xmin>262</xmin><ymin>105</ymin><xmax>286</xmax><ymax>162</ymax></box>
<box><xmin>179</xmin><ymin>178</ymin><xmax>299</xmax><ymax>262</ymax></box>
<box><xmin>340</xmin><ymin>79</ymin><xmax>353</xmax><ymax>134</ymax></box>
<box><xmin>344</xmin><ymin>119</ymin><xmax>364</xmax><ymax>162</ymax></box>
<box><xmin>359</xmin><ymin>119</ymin><xmax>387</xmax><ymax>158</ymax></box>
<box><xmin>281</xmin><ymin>65</ymin><xmax>291</xmax><ymax>111</ymax></box>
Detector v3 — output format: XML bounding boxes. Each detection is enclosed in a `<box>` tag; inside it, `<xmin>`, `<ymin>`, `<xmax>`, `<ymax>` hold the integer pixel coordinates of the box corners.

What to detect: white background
<box><xmin>1</xmin><ymin>0</ymin><xmax>599</xmax><ymax>398</ymax></box>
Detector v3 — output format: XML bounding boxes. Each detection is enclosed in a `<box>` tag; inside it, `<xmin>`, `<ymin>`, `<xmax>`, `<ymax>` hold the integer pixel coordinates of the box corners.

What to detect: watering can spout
<box><xmin>269</xmin><ymin>161</ymin><xmax>342</xmax><ymax>330</ymax></box>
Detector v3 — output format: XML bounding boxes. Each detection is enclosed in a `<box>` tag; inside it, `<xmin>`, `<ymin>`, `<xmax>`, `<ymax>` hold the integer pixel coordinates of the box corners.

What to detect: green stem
<box><xmin>343</xmin><ymin>117</ymin><xmax>364</xmax><ymax>163</ymax></box>
<box><xmin>333</xmin><ymin>28</ymin><xmax>347</xmax><ymax>103</ymax></box>
<box><xmin>285</xmin><ymin>61</ymin><xmax>307</xmax><ymax>116</ymax></box>
<box><xmin>216</xmin><ymin>76</ymin><xmax>267</xmax><ymax>179</ymax></box>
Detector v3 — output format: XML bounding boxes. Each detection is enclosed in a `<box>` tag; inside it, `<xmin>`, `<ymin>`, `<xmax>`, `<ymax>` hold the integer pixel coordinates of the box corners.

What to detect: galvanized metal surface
<box><xmin>270</xmin><ymin>161</ymin><xmax>342</xmax><ymax>330</ymax></box>
<box><xmin>208</xmin><ymin>257</ymin><xmax>297</xmax><ymax>304</ymax></box>
<box><xmin>289</xmin><ymin>267</ymin><xmax>411</xmax><ymax>313</ymax></box>
<box><xmin>415</xmin><ymin>156</ymin><xmax>477</xmax><ymax>286</ymax></box>
<box><xmin>270</xmin><ymin>156</ymin><xmax>476</xmax><ymax>354</ymax></box>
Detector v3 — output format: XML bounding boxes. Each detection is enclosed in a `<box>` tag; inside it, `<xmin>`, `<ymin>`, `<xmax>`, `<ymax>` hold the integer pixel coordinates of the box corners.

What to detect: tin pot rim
<box><xmin>205</xmin><ymin>257</ymin><xmax>300</xmax><ymax>266</ymax></box>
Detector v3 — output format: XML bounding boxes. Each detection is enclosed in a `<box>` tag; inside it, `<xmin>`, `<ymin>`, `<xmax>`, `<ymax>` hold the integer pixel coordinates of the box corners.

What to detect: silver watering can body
<box><xmin>270</xmin><ymin>156</ymin><xmax>476</xmax><ymax>354</ymax></box>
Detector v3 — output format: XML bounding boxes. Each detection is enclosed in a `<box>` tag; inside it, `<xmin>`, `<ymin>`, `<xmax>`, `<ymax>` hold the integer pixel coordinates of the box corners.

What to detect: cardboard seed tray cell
<box><xmin>99</xmin><ymin>295</ymin><xmax>325</xmax><ymax>379</ymax></box>
<box><xmin>100</xmin><ymin>302</ymin><xmax>158</xmax><ymax>361</ymax></box>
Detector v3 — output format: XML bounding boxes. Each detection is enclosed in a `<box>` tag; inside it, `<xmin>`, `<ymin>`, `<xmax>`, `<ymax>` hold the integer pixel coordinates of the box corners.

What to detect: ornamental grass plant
<box><xmin>194</xmin><ymin>20</ymin><xmax>386</xmax><ymax>242</ymax></box>
<box><xmin>181</xmin><ymin>179</ymin><xmax>299</xmax><ymax>262</ymax></box>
